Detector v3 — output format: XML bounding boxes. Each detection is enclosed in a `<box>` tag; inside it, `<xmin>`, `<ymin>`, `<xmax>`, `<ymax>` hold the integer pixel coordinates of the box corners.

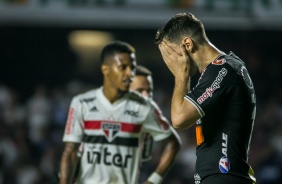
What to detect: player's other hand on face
<box><xmin>158</xmin><ymin>41</ymin><xmax>190</xmax><ymax>79</ymax></box>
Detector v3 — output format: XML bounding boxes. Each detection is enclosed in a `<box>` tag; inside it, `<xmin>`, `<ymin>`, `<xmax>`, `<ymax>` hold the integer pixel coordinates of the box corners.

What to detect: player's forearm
<box><xmin>60</xmin><ymin>155</ymin><xmax>73</xmax><ymax>184</ymax></box>
<box><xmin>146</xmin><ymin>136</ymin><xmax>180</xmax><ymax>184</ymax></box>
<box><xmin>171</xmin><ymin>76</ymin><xmax>190</xmax><ymax>128</ymax></box>
<box><xmin>154</xmin><ymin>135</ymin><xmax>181</xmax><ymax>176</ymax></box>
<box><xmin>60</xmin><ymin>143</ymin><xmax>79</xmax><ymax>184</ymax></box>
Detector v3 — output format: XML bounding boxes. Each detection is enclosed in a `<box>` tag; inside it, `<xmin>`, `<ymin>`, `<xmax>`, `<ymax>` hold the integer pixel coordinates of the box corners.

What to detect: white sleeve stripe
<box><xmin>63</xmin><ymin>136</ymin><xmax>81</xmax><ymax>143</ymax></box>
<box><xmin>184</xmin><ymin>96</ymin><xmax>205</xmax><ymax>117</ymax></box>
<box><xmin>153</xmin><ymin>131</ymin><xmax>172</xmax><ymax>142</ymax></box>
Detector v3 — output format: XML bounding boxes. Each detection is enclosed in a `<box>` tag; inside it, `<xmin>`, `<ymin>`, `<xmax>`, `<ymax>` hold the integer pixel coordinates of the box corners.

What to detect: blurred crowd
<box><xmin>0</xmin><ymin>81</ymin><xmax>91</xmax><ymax>184</ymax></box>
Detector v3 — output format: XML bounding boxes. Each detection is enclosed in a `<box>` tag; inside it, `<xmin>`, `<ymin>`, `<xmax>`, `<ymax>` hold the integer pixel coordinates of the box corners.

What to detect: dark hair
<box><xmin>100</xmin><ymin>41</ymin><xmax>135</xmax><ymax>64</ymax></box>
<box><xmin>155</xmin><ymin>13</ymin><xmax>208</xmax><ymax>45</ymax></box>
<box><xmin>135</xmin><ymin>65</ymin><xmax>152</xmax><ymax>77</ymax></box>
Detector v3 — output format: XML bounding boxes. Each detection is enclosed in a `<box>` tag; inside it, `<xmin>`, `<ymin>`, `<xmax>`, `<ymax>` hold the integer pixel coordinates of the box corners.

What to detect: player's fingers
<box><xmin>159</xmin><ymin>42</ymin><xmax>171</xmax><ymax>58</ymax></box>
<box><xmin>163</xmin><ymin>41</ymin><xmax>182</xmax><ymax>56</ymax></box>
<box><xmin>159</xmin><ymin>45</ymin><xmax>174</xmax><ymax>69</ymax></box>
<box><xmin>163</xmin><ymin>41</ymin><xmax>183</xmax><ymax>57</ymax></box>
<box><xmin>159</xmin><ymin>43</ymin><xmax>171</xmax><ymax>62</ymax></box>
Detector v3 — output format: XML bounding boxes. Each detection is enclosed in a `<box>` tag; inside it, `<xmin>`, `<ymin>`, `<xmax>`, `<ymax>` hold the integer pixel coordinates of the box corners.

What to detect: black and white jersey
<box><xmin>185</xmin><ymin>52</ymin><xmax>256</xmax><ymax>182</ymax></box>
<box><xmin>63</xmin><ymin>87</ymin><xmax>172</xmax><ymax>184</ymax></box>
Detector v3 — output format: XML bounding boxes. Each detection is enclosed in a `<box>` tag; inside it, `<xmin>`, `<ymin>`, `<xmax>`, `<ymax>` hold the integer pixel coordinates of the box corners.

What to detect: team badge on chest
<box><xmin>102</xmin><ymin>122</ymin><xmax>121</xmax><ymax>142</ymax></box>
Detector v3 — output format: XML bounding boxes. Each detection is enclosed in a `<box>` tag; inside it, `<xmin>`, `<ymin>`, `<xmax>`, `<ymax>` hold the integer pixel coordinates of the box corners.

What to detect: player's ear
<box><xmin>182</xmin><ymin>37</ymin><xmax>193</xmax><ymax>52</ymax></box>
<box><xmin>101</xmin><ymin>64</ymin><xmax>109</xmax><ymax>75</ymax></box>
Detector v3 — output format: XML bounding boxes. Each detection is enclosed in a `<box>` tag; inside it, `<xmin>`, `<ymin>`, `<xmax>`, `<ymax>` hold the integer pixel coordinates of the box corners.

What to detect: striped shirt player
<box><xmin>185</xmin><ymin>53</ymin><xmax>256</xmax><ymax>183</ymax></box>
<box><xmin>63</xmin><ymin>87</ymin><xmax>172</xmax><ymax>184</ymax></box>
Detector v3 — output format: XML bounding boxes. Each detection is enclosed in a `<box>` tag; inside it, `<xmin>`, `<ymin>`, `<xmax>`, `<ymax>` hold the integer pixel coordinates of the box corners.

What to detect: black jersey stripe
<box><xmin>83</xmin><ymin>135</ymin><xmax>139</xmax><ymax>147</ymax></box>
<box><xmin>184</xmin><ymin>96</ymin><xmax>205</xmax><ymax>117</ymax></box>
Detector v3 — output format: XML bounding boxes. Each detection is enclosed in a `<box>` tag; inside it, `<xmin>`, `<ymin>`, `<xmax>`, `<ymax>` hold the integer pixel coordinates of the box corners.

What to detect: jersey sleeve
<box><xmin>185</xmin><ymin>63</ymin><xmax>236</xmax><ymax>117</ymax></box>
<box><xmin>142</xmin><ymin>100</ymin><xmax>172</xmax><ymax>141</ymax></box>
<box><xmin>62</xmin><ymin>96</ymin><xmax>84</xmax><ymax>143</ymax></box>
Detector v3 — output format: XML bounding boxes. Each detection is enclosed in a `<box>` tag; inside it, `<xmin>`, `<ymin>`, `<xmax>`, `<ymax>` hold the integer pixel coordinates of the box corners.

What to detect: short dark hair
<box><xmin>100</xmin><ymin>41</ymin><xmax>135</xmax><ymax>64</ymax></box>
<box><xmin>155</xmin><ymin>13</ymin><xmax>208</xmax><ymax>45</ymax></box>
<box><xmin>135</xmin><ymin>65</ymin><xmax>152</xmax><ymax>77</ymax></box>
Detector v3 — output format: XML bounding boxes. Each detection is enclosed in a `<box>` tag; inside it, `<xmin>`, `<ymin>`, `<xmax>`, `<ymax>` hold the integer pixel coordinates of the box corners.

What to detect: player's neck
<box><xmin>196</xmin><ymin>43</ymin><xmax>226</xmax><ymax>73</ymax></box>
<box><xmin>102</xmin><ymin>85</ymin><xmax>126</xmax><ymax>104</ymax></box>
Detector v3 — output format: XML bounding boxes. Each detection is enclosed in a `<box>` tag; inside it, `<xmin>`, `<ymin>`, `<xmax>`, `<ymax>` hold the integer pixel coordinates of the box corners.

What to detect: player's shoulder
<box><xmin>72</xmin><ymin>87</ymin><xmax>100</xmax><ymax>103</ymax></box>
<box><xmin>127</xmin><ymin>91</ymin><xmax>149</xmax><ymax>105</ymax></box>
<box><xmin>208</xmin><ymin>52</ymin><xmax>244</xmax><ymax>74</ymax></box>
<box><xmin>128</xmin><ymin>92</ymin><xmax>160</xmax><ymax>109</ymax></box>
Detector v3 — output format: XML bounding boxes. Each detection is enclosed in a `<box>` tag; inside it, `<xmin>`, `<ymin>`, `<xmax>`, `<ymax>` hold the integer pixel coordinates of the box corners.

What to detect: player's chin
<box><xmin>119</xmin><ymin>85</ymin><xmax>130</xmax><ymax>92</ymax></box>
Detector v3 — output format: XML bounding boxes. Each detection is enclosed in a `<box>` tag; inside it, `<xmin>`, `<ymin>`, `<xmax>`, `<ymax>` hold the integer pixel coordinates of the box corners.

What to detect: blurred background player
<box><xmin>129</xmin><ymin>65</ymin><xmax>182</xmax><ymax>181</ymax></box>
<box><xmin>59</xmin><ymin>41</ymin><xmax>181</xmax><ymax>184</ymax></box>
<box><xmin>130</xmin><ymin>65</ymin><xmax>155</xmax><ymax>163</ymax></box>
<box><xmin>130</xmin><ymin>65</ymin><xmax>154</xmax><ymax>99</ymax></box>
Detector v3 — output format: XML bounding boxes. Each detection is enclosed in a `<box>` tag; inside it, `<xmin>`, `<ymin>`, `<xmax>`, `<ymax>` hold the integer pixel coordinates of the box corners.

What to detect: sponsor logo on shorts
<box><xmin>197</xmin><ymin>68</ymin><xmax>228</xmax><ymax>104</ymax></box>
<box><xmin>102</xmin><ymin>122</ymin><xmax>120</xmax><ymax>142</ymax></box>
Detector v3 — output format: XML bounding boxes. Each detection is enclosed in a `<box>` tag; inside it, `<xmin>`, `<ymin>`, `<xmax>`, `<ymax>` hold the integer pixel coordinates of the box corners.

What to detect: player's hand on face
<box><xmin>158</xmin><ymin>41</ymin><xmax>190</xmax><ymax>79</ymax></box>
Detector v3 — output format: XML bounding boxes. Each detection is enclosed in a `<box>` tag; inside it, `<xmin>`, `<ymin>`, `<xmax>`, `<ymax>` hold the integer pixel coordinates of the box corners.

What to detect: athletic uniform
<box><xmin>62</xmin><ymin>87</ymin><xmax>172</xmax><ymax>184</ymax></box>
<box><xmin>185</xmin><ymin>52</ymin><xmax>256</xmax><ymax>184</ymax></box>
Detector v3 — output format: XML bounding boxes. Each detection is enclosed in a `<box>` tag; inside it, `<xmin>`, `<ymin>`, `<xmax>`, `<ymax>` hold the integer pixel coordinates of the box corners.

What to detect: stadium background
<box><xmin>0</xmin><ymin>0</ymin><xmax>282</xmax><ymax>183</ymax></box>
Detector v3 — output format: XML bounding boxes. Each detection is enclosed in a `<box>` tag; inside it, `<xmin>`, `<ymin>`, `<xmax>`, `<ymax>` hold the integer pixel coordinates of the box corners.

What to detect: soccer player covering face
<box><xmin>59</xmin><ymin>41</ymin><xmax>181</xmax><ymax>184</ymax></box>
<box><xmin>156</xmin><ymin>13</ymin><xmax>256</xmax><ymax>184</ymax></box>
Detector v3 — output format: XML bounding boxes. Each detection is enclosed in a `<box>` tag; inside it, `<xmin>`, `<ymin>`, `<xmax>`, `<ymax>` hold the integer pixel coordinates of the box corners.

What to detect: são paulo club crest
<box><xmin>102</xmin><ymin>122</ymin><xmax>121</xmax><ymax>142</ymax></box>
<box><xmin>219</xmin><ymin>156</ymin><xmax>230</xmax><ymax>173</ymax></box>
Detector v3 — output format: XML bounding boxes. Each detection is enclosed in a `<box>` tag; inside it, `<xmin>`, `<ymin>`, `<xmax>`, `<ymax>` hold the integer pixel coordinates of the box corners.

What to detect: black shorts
<box><xmin>201</xmin><ymin>174</ymin><xmax>255</xmax><ymax>184</ymax></box>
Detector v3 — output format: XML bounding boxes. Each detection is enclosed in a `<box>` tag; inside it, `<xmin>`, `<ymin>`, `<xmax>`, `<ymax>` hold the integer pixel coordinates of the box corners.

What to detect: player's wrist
<box><xmin>147</xmin><ymin>172</ymin><xmax>163</xmax><ymax>184</ymax></box>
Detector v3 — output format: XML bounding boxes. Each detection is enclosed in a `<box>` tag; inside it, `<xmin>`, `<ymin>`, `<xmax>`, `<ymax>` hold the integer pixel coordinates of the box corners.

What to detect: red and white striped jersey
<box><xmin>63</xmin><ymin>87</ymin><xmax>172</xmax><ymax>184</ymax></box>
